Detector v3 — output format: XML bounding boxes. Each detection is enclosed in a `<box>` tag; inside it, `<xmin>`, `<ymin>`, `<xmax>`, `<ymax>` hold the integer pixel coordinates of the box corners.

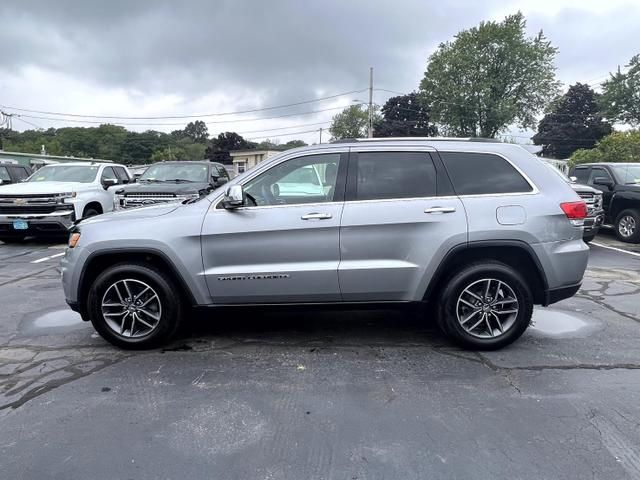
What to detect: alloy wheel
<box><xmin>618</xmin><ymin>215</ymin><xmax>636</xmax><ymax>238</ymax></box>
<box><xmin>101</xmin><ymin>279</ymin><xmax>162</xmax><ymax>338</ymax></box>
<box><xmin>456</xmin><ymin>278</ymin><xmax>519</xmax><ymax>339</ymax></box>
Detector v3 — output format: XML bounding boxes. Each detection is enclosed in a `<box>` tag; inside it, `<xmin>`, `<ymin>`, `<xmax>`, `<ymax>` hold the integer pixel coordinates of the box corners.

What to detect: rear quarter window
<box><xmin>440</xmin><ymin>152</ymin><xmax>533</xmax><ymax>195</ymax></box>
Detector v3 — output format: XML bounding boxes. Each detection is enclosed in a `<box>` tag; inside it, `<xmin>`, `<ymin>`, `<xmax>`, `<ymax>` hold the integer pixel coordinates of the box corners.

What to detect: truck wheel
<box><xmin>0</xmin><ymin>236</ymin><xmax>26</xmax><ymax>244</ymax></box>
<box><xmin>615</xmin><ymin>209</ymin><xmax>640</xmax><ymax>243</ymax></box>
<box><xmin>437</xmin><ymin>261</ymin><xmax>533</xmax><ymax>351</ymax></box>
<box><xmin>87</xmin><ymin>262</ymin><xmax>183</xmax><ymax>349</ymax></box>
<box><xmin>83</xmin><ymin>207</ymin><xmax>100</xmax><ymax>219</ymax></box>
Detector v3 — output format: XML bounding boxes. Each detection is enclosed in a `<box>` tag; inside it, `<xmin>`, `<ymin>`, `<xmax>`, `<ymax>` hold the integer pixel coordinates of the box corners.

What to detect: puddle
<box><xmin>530</xmin><ymin>308</ymin><xmax>593</xmax><ymax>337</ymax></box>
<box><xmin>20</xmin><ymin>309</ymin><xmax>86</xmax><ymax>335</ymax></box>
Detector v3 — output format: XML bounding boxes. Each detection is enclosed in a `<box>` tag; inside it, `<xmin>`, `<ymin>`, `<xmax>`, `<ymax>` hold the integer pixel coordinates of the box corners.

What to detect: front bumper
<box><xmin>0</xmin><ymin>210</ymin><xmax>75</xmax><ymax>235</ymax></box>
<box><xmin>583</xmin><ymin>213</ymin><xmax>604</xmax><ymax>234</ymax></box>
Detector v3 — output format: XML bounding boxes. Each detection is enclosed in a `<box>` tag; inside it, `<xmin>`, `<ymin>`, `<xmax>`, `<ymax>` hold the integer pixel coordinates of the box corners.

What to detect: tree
<box><xmin>329</xmin><ymin>105</ymin><xmax>370</xmax><ymax>139</ymax></box>
<box><xmin>374</xmin><ymin>92</ymin><xmax>438</xmax><ymax>137</ymax></box>
<box><xmin>533</xmin><ymin>83</ymin><xmax>612</xmax><ymax>158</ymax></box>
<box><xmin>570</xmin><ymin>131</ymin><xmax>640</xmax><ymax>166</ymax></box>
<box><xmin>205</xmin><ymin>132</ymin><xmax>255</xmax><ymax>164</ymax></box>
<box><xmin>419</xmin><ymin>12</ymin><xmax>560</xmax><ymax>138</ymax></box>
<box><xmin>282</xmin><ymin>140</ymin><xmax>307</xmax><ymax>149</ymax></box>
<box><xmin>600</xmin><ymin>54</ymin><xmax>640</xmax><ymax>126</ymax></box>
<box><xmin>182</xmin><ymin>120</ymin><xmax>209</xmax><ymax>144</ymax></box>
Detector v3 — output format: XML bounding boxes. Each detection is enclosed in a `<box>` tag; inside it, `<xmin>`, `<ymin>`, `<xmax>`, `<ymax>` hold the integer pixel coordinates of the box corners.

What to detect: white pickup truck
<box><xmin>0</xmin><ymin>162</ymin><xmax>131</xmax><ymax>242</ymax></box>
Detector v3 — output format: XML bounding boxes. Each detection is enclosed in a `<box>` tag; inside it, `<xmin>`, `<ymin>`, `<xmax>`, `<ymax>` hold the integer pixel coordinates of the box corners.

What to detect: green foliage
<box><xmin>419</xmin><ymin>12</ymin><xmax>560</xmax><ymax>138</ymax></box>
<box><xmin>281</xmin><ymin>140</ymin><xmax>307</xmax><ymax>149</ymax></box>
<box><xmin>533</xmin><ymin>83</ymin><xmax>612</xmax><ymax>159</ymax></box>
<box><xmin>330</xmin><ymin>105</ymin><xmax>379</xmax><ymax>140</ymax></box>
<box><xmin>374</xmin><ymin>92</ymin><xmax>438</xmax><ymax>137</ymax></box>
<box><xmin>2</xmin><ymin>124</ymin><xmax>208</xmax><ymax>164</ymax></box>
<box><xmin>570</xmin><ymin>131</ymin><xmax>640</xmax><ymax>166</ymax></box>
<box><xmin>600</xmin><ymin>54</ymin><xmax>640</xmax><ymax>126</ymax></box>
<box><xmin>205</xmin><ymin>132</ymin><xmax>255</xmax><ymax>164</ymax></box>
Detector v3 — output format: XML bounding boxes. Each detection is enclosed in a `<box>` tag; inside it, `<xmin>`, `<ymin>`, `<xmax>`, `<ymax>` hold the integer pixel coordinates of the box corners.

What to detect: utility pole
<box><xmin>368</xmin><ymin>67</ymin><xmax>374</xmax><ymax>138</ymax></box>
<box><xmin>319</xmin><ymin>127</ymin><xmax>323</xmax><ymax>144</ymax></box>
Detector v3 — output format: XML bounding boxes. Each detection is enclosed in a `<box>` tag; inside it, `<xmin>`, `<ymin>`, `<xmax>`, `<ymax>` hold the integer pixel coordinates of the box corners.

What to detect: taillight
<box><xmin>560</xmin><ymin>201</ymin><xmax>587</xmax><ymax>226</ymax></box>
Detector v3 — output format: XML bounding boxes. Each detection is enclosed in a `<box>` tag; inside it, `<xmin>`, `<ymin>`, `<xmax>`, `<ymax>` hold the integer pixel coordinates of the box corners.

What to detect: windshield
<box><xmin>27</xmin><ymin>165</ymin><xmax>99</xmax><ymax>183</ymax></box>
<box><xmin>611</xmin><ymin>165</ymin><xmax>640</xmax><ymax>184</ymax></box>
<box><xmin>139</xmin><ymin>163</ymin><xmax>208</xmax><ymax>182</ymax></box>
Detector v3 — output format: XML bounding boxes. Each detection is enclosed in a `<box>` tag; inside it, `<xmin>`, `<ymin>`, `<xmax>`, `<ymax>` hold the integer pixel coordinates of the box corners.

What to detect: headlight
<box><xmin>56</xmin><ymin>192</ymin><xmax>77</xmax><ymax>203</ymax></box>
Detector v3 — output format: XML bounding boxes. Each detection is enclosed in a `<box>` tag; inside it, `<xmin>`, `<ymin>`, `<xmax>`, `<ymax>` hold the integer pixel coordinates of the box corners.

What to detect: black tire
<box><xmin>83</xmin><ymin>207</ymin><xmax>100</xmax><ymax>219</ymax></box>
<box><xmin>87</xmin><ymin>262</ymin><xmax>183</xmax><ymax>349</ymax></box>
<box><xmin>0</xmin><ymin>236</ymin><xmax>26</xmax><ymax>244</ymax></box>
<box><xmin>583</xmin><ymin>233</ymin><xmax>596</xmax><ymax>243</ymax></box>
<box><xmin>437</xmin><ymin>261</ymin><xmax>533</xmax><ymax>351</ymax></box>
<box><xmin>614</xmin><ymin>209</ymin><xmax>640</xmax><ymax>243</ymax></box>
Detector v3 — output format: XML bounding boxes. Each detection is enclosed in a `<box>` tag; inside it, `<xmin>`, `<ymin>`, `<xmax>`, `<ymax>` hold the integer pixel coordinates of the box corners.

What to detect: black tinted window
<box><xmin>441</xmin><ymin>152</ymin><xmax>532</xmax><ymax>195</ymax></box>
<box><xmin>114</xmin><ymin>167</ymin><xmax>130</xmax><ymax>182</ymax></box>
<box><xmin>588</xmin><ymin>167</ymin><xmax>612</xmax><ymax>184</ymax></box>
<box><xmin>355</xmin><ymin>152</ymin><xmax>436</xmax><ymax>200</ymax></box>
<box><xmin>11</xmin><ymin>167</ymin><xmax>30</xmax><ymax>180</ymax></box>
<box><xmin>572</xmin><ymin>167</ymin><xmax>590</xmax><ymax>184</ymax></box>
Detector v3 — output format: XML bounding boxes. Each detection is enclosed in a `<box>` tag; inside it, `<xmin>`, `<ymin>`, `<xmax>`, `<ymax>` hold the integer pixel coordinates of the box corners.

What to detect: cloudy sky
<box><xmin>0</xmin><ymin>0</ymin><xmax>638</xmax><ymax>144</ymax></box>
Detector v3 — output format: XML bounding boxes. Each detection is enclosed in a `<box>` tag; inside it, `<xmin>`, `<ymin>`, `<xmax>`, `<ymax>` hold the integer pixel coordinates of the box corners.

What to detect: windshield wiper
<box><xmin>139</xmin><ymin>178</ymin><xmax>164</xmax><ymax>183</ymax></box>
<box><xmin>166</xmin><ymin>178</ymin><xmax>195</xmax><ymax>183</ymax></box>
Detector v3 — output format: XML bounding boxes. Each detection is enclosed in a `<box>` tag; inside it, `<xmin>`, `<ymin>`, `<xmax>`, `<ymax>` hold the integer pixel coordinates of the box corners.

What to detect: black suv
<box><xmin>115</xmin><ymin>161</ymin><xmax>229</xmax><ymax>209</ymax></box>
<box><xmin>0</xmin><ymin>163</ymin><xmax>31</xmax><ymax>186</ymax></box>
<box><xmin>570</xmin><ymin>163</ymin><xmax>640</xmax><ymax>243</ymax></box>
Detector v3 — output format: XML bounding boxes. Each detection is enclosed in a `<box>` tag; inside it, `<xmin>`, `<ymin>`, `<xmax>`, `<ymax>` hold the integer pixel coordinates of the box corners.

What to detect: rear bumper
<box><xmin>0</xmin><ymin>210</ymin><xmax>75</xmax><ymax>235</ymax></box>
<box><xmin>544</xmin><ymin>282</ymin><xmax>581</xmax><ymax>306</ymax></box>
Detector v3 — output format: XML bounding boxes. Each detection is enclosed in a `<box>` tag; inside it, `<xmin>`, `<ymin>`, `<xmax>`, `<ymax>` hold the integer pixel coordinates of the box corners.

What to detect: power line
<box><xmin>235</xmin><ymin>121</ymin><xmax>331</xmax><ymax>135</ymax></box>
<box><xmin>246</xmin><ymin>128</ymin><xmax>327</xmax><ymax>141</ymax></box>
<box><xmin>10</xmin><ymin>104</ymin><xmax>364</xmax><ymax>127</ymax></box>
<box><xmin>0</xmin><ymin>89</ymin><xmax>367</xmax><ymax>120</ymax></box>
<box><xmin>12</xmin><ymin>116</ymin><xmax>43</xmax><ymax>130</ymax></box>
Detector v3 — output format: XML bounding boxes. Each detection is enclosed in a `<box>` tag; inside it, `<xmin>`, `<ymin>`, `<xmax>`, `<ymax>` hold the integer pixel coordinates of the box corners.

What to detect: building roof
<box><xmin>229</xmin><ymin>149</ymin><xmax>279</xmax><ymax>157</ymax></box>
<box><xmin>0</xmin><ymin>150</ymin><xmax>113</xmax><ymax>163</ymax></box>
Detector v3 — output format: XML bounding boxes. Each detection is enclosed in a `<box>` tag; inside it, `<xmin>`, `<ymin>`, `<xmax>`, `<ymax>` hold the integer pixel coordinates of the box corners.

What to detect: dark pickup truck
<box><xmin>570</xmin><ymin>163</ymin><xmax>640</xmax><ymax>243</ymax></box>
<box><xmin>0</xmin><ymin>163</ymin><xmax>31</xmax><ymax>186</ymax></box>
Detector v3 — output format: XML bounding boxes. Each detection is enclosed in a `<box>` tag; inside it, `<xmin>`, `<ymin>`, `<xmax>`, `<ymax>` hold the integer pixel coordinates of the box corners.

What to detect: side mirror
<box><xmin>215</xmin><ymin>177</ymin><xmax>228</xmax><ymax>187</ymax></box>
<box><xmin>569</xmin><ymin>176</ymin><xmax>578</xmax><ymax>182</ymax></box>
<box><xmin>593</xmin><ymin>177</ymin><xmax>614</xmax><ymax>189</ymax></box>
<box><xmin>102</xmin><ymin>178</ymin><xmax>118</xmax><ymax>190</ymax></box>
<box><xmin>221</xmin><ymin>185</ymin><xmax>244</xmax><ymax>209</ymax></box>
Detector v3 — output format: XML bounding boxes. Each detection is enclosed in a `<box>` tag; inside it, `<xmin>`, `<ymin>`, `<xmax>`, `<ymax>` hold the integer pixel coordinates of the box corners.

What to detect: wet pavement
<box><xmin>1</xmin><ymin>231</ymin><xmax>640</xmax><ymax>479</ymax></box>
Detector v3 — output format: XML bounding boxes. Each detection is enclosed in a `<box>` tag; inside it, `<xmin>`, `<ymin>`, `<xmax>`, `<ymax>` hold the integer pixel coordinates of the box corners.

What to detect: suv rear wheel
<box><xmin>615</xmin><ymin>209</ymin><xmax>640</xmax><ymax>243</ymax></box>
<box><xmin>87</xmin><ymin>262</ymin><xmax>183</xmax><ymax>349</ymax></box>
<box><xmin>437</xmin><ymin>261</ymin><xmax>533</xmax><ymax>350</ymax></box>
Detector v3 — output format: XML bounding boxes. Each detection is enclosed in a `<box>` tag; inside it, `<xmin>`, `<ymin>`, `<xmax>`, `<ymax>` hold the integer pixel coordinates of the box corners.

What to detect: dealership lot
<box><xmin>1</xmin><ymin>231</ymin><xmax>640</xmax><ymax>479</ymax></box>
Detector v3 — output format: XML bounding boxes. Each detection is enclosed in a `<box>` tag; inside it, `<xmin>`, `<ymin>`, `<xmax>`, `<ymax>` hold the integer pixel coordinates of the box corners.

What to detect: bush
<box><xmin>570</xmin><ymin>131</ymin><xmax>640</xmax><ymax>167</ymax></box>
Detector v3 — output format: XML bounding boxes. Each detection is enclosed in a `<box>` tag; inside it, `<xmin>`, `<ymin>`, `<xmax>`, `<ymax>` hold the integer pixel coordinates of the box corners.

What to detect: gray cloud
<box><xmin>0</xmin><ymin>0</ymin><xmax>638</xmax><ymax>138</ymax></box>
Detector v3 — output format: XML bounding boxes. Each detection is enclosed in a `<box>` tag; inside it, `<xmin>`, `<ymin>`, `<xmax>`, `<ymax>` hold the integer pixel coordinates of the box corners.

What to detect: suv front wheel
<box><xmin>437</xmin><ymin>261</ymin><xmax>533</xmax><ymax>350</ymax></box>
<box><xmin>87</xmin><ymin>263</ymin><xmax>183</xmax><ymax>349</ymax></box>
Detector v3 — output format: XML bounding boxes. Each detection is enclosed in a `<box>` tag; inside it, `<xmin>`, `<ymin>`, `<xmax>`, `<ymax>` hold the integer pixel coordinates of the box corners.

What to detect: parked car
<box><xmin>62</xmin><ymin>139</ymin><xmax>589</xmax><ymax>350</ymax></box>
<box><xmin>0</xmin><ymin>162</ymin><xmax>131</xmax><ymax>243</ymax></box>
<box><xmin>0</xmin><ymin>163</ymin><xmax>31</xmax><ymax>186</ymax></box>
<box><xmin>569</xmin><ymin>163</ymin><xmax>640</xmax><ymax>243</ymax></box>
<box><xmin>543</xmin><ymin>162</ymin><xmax>604</xmax><ymax>242</ymax></box>
<box><xmin>114</xmin><ymin>161</ymin><xmax>229</xmax><ymax>209</ymax></box>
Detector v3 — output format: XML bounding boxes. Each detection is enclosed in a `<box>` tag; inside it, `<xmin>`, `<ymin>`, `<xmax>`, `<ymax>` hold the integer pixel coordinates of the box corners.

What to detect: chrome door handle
<box><xmin>424</xmin><ymin>206</ymin><xmax>456</xmax><ymax>214</ymax></box>
<box><xmin>301</xmin><ymin>212</ymin><xmax>333</xmax><ymax>220</ymax></box>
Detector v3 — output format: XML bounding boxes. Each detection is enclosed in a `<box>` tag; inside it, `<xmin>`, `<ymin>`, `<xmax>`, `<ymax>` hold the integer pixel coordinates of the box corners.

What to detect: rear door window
<box><xmin>440</xmin><ymin>152</ymin><xmax>532</xmax><ymax>195</ymax></box>
<box><xmin>353</xmin><ymin>152</ymin><xmax>437</xmax><ymax>200</ymax></box>
<box><xmin>572</xmin><ymin>167</ymin><xmax>590</xmax><ymax>184</ymax></box>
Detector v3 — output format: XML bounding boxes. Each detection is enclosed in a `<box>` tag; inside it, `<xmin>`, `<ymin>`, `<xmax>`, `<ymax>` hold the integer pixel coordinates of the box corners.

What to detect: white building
<box><xmin>230</xmin><ymin>150</ymin><xmax>280</xmax><ymax>175</ymax></box>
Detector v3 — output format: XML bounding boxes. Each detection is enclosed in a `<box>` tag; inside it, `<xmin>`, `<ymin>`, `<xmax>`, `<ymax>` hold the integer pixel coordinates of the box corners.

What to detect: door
<box><xmin>339</xmin><ymin>149</ymin><xmax>467</xmax><ymax>301</ymax></box>
<box><xmin>201</xmin><ymin>152</ymin><xmax>347</xmax><ymax>304</ymax></box>
<box><xmin>588</xmin><ymin>166</ymin><xmax>615</xmax><ymax>215</ymax></box>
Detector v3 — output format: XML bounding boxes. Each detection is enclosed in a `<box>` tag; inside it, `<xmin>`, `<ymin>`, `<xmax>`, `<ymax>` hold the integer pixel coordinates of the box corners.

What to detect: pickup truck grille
<box><xmin>118</xmin><ymin>193</ymin><xmax>178</xmax><ymax>208</ymax></box>
<box><xmin>0</xmin><ymin>195</ymin><xmax>72</xmax><ymax>215</ymax></box>
<box><xmin>577</xmin><ymin>192</ymin><xmax>603</xmax><ymax>215</ymax></box>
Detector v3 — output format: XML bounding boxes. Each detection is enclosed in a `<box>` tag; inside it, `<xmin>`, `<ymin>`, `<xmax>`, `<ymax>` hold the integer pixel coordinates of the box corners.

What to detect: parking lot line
<box><xmin>31</xmin><ymin>252</ymin><xmax>66</xmax><ymax>264</ymax></box>
<box><xmin>591</xmin><ymin>242</ymin><xmax>640</xmax><ymax>258</ymax></box>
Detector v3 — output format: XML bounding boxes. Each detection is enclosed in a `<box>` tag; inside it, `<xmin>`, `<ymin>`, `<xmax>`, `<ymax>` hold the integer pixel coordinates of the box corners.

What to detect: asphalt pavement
<box><xmin>1</xmin><ymin>230</ymin><xmax>640</xmax><ymax>479</ymax></box>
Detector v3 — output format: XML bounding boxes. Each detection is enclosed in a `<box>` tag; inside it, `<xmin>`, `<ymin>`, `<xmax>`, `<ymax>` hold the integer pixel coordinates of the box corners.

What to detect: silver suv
<box><xmin>61</xmin><ymin>139</ymin><xmax>589</xmax><ymax>350</ymax></box>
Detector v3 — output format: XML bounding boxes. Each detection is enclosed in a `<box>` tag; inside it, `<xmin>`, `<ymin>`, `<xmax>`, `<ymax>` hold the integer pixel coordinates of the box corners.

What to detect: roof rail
<box><xmin>331</xmin><ymin>137</ymin><xmax>501</xmax><ymax>144</ymax></box>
